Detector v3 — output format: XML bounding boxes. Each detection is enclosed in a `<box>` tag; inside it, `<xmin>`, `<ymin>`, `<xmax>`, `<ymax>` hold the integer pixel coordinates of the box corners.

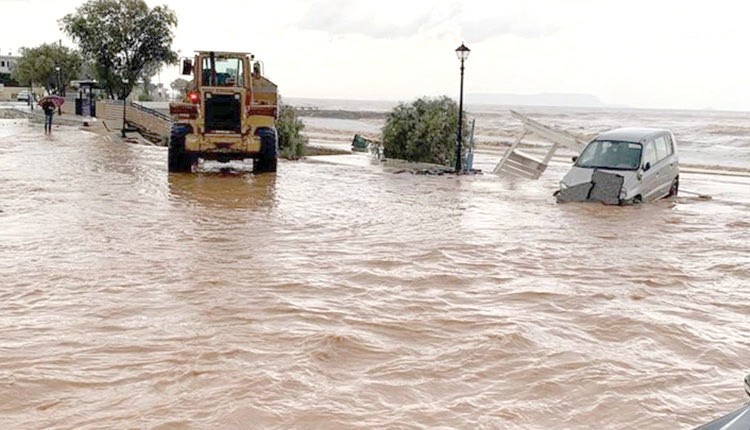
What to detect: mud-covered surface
<box><xmin>557</xmin><ymin>170</ymin><xmax>625</xmax><ymax>204</ymax></box>
<box><xmin>0</xmin><ymin>108</ymin><xmax>30</xmax><ymax>119</ymax></box>
<box><xmin>0</xmin><ymin>120</ymin><xmax>748</xmax><ymax>429</ymax></box>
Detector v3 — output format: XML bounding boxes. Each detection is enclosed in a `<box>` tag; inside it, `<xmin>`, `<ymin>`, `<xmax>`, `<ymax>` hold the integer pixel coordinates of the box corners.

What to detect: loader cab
<box><xmin>193</xmin><ymin>52</ymin><xmax>250</xmax><ymax>134</ymax></box>
<box><xmin>201</xmin><ymin>55</ymin><xmax>245</xmax><ymax>87</ymax></box>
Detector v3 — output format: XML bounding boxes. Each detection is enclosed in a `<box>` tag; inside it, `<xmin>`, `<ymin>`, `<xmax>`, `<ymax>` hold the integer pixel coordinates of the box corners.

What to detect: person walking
<box><xmin>41</xmin><ymin>100</ymin><xmax>56</xmax><ymax>135</ymax></box>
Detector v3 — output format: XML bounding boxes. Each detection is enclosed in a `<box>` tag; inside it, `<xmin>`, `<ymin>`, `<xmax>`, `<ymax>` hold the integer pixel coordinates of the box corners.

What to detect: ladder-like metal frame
<box><xmin>493</xmin><ymin>110</ymin><xmax>587</xmax><ymax>179</ymax></box>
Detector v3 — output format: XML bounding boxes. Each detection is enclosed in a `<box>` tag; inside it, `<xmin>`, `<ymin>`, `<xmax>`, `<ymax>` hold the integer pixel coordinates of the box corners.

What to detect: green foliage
<box><xmin>12</xmin><ymin>43</ymin><xmax>83</xmax><ymax>94</ymax></box>
<box><xmin>276</xmin><ymin>104</ymin><xmax>308</xmax><ymax>159</ymax></box>
<box><xmin>381</xmin><ymin>96</ymin><xmax>467</xmax><ymax>166</ymax></box>
<box><xmin>60</xmin><ymin>0</ymin><xmax>178</xmax><ymax>100</ymax></box>
<box><xmin>0</xmin><ymin>73</ymin><xmax>19</xmax><ymax>86</ymax></box>
<box><xmin>139</xmin><ymin>61</ymin><xmax>163</xmax><ymax>97</ymax></box>
<box><xmin>170</xmin><ymin>78</ymin><xmax>189</xmax><ymax>96</ymax></box>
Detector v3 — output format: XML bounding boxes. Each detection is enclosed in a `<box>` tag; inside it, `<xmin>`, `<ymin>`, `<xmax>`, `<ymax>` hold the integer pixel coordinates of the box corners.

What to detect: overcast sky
<box><xmin>2</xmin><ymin>0</ymin><xmax>749</xmax><ymax>110</ymax></box>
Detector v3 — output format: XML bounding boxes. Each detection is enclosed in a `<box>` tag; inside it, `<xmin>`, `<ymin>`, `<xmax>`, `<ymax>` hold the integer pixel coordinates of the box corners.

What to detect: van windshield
<box><xmin>576</xmin><ymin>140</ymin><xmax>642</xmax><ymax>170</ymax></box>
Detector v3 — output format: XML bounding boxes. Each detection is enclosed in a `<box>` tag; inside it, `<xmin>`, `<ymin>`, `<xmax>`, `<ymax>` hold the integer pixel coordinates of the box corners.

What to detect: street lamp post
<box><xmin>454</xmin><ymin>43</ymin><xmax>470</xmax><ymax>173</ymax></box>
<box><xmin>54</xmin><ymin>66</ymin><xmax>61</xmax><ymax>95</ymax></box>
<box><xmin>121</xmin><ymin>78</ymin><xmax>129</xmax><ymax>138</ymax></box>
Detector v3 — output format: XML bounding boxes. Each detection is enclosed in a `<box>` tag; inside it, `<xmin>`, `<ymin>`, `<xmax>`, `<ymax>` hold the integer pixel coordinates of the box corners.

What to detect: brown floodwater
<box><xmin>0</xmin><ymin>121</ymin><xmax>748</xmax><ymax>429</ymax></box>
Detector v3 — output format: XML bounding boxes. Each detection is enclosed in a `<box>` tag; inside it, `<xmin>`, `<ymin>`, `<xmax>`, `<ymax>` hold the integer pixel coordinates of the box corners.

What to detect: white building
<box><xmin>0</xmin><ymin>55</ymin><xmax>19</xmax><ymax>74</ymax></box>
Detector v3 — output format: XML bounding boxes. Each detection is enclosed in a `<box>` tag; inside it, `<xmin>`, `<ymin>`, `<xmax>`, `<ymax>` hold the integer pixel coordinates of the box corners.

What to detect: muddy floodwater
<box><xmin>0</xmin><ymin>118</ymin><xmax>749</xmax><ymax>429</ymax></box>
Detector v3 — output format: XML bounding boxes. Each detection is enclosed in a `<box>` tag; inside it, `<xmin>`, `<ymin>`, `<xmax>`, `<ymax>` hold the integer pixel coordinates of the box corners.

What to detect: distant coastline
<box><xmin>286</xmin><ymin>93</ymin><xmax>615</xmax><ymax>116</ymax></box>
<box><xmin>466</xmin><ymin>93</ymin><xmax>606</xmax><ymax>108</ymax></box>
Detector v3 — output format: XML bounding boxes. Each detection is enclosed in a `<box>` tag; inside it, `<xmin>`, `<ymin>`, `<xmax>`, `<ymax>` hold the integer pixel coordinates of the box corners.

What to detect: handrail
<box><xmin>101</xmin><ymin>100</ymin><xmax>173</xmax><ymax>123</ymax></box>
<box><xmin>130</xmin><ymin>101</ymin><xmax>173</xmax><ymax>123</ymax></box>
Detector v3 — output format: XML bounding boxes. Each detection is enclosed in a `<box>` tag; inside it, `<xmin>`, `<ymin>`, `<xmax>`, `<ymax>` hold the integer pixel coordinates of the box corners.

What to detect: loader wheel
<box><xmin>168</xmin><ymin>125</ymin><xmax>196</xmax><ymax>173</ymax></box>
<box><xmin>254</xmin><ymin>127</ymin><xmax>278</xmax><ymax>173</ymax></box>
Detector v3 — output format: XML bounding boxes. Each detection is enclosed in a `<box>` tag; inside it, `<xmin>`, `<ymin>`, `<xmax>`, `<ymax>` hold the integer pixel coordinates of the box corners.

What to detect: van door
<box><xmin>664</xmin><ymin>133</ymin><xmax>679</xmax><ymax>182</ymax></box>
<box><xmin>640</xmin><ymin>139</ymin><xmax>660</xmax><ymax>200</ymax></box>
<box><xmin>650</xmin><ymin>135</ymin><xmax>673</xmax><ymax>199</ymax></box>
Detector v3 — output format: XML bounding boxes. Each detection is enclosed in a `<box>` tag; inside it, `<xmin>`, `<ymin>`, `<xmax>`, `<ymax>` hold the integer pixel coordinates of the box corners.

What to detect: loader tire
<box><xmin>254</xmin><ymin>127</ymin><xmax>278</xmax><ymax>173</ymax></box>
<box><xmin>168</xmin><ymin>125</ymin><xmax>196</xmax><ymax>173</ymax></box>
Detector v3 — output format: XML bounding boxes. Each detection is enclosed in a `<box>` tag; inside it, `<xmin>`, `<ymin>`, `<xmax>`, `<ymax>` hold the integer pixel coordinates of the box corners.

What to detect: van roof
<box><xmin>595</xmin><ymin>127</ymin><xmax>670</xmax><ymax>143</ymax></box>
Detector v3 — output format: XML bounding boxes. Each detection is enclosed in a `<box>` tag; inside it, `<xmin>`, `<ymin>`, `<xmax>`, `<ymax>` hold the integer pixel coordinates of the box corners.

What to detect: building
<box><xmin>0</xmin><ymin>54</ymin><xmax>19</xmax><ymax>74</ymax></box>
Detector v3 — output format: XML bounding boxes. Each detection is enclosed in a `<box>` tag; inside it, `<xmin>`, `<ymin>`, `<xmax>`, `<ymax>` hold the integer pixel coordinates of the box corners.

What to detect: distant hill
<box><xmin>466</xmin><ymin>93</ymin><xmax>606</xmax><ymax>107</ymax></box>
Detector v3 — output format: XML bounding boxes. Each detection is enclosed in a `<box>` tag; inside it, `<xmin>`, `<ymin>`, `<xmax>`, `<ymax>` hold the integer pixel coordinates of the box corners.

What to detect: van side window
<box><xmin>654</xmin><ymin>136</ymin><xmax>668</xmax><ymax>161</ymax></box>
<box><xmin>642</xmin><ymin>141</ymin><xmax>658</xmax><ymax>167</ymax></box>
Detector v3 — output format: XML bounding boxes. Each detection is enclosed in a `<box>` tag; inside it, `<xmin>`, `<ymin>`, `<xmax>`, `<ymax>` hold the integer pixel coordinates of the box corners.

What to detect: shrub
<box><xmin>0</xmin><ymin>73</ymin><xmax>19</xmax><ymax>86</ymax></box>
<box><xmin>276</xmin><ymin>104</ymin><xmax>308</xmax><ymax>159</ymax></box>
<box><xmin>381</xmin><ymin>96</ymin><xmax>468</xmax><ymax>166</ymax></box>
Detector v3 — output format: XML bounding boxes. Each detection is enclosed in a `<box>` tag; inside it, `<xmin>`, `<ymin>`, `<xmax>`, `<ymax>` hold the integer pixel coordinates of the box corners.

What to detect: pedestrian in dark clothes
<box><xmin>42</xmin><ymin>100</ymin><xmax>57</xmax><ymax>135</ymax></box>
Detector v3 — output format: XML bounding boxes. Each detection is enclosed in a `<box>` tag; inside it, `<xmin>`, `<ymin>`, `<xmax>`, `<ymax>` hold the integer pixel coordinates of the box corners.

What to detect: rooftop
<box><xmin>596</xmin><ymin>127</ymin><xmax>670</xmax><ymax>143</ymax></box>
<box><xmin>195</xmin><ymin>51</ymin><xmax>253</xmax><ymax>58</ymax></box>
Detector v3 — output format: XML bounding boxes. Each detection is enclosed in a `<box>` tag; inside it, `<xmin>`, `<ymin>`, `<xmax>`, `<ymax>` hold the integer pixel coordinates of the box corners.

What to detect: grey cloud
<box><xmin>460</xmin><ymin>17</ymin><xmax>560</xmax><ymax>42</ymax></box>
<box><xmin>298</xmin><ymin>0</ymin><xmax>459</xmax><ymax>38</ymax></box>
<box><xmin>298</xmin><ymin>0</ymin><xmax>559</xmax><ymax>41</ymax></box>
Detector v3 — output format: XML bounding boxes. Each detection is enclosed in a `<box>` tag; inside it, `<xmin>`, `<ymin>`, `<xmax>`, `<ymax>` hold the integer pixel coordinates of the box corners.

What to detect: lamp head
<box><xmin>455</xmin><ymin>43</ymin><xmax>470</xmax><ymax>61</ymax></box>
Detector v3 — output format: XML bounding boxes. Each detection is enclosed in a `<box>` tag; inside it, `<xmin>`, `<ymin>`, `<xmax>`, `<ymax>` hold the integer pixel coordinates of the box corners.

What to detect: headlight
<box><xmin>559</xmin><ymin>182</ymin><xmax>568</xmax><ymax>190</ymax></box>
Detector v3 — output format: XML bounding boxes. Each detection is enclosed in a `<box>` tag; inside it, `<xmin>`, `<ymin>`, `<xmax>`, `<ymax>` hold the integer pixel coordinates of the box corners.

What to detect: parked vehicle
<box><xmin>351</xmin><ymin>134</ymin><xmax>374</xmax><ymax>152</ymax></box>
<box><xmin>556</xmin><ymin>127</ymin><xmax>679</xmax><ymax>204</ymax></box>
<box><xmin>16</xmin><ymin>90</ymin><xmax>31</xmax><ymax>102</ymax></box>
<box><xmin>694</xmin><ymin>374</ymin><xmax>750</xmax><ymax>430</ymax></box>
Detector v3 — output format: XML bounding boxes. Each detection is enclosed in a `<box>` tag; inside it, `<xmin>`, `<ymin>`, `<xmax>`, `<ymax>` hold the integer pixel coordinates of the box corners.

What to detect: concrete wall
<box><xmin>96</xmin><ymin>100</ymin><xmax>172</xmax><ymax>137</ymax></box>
<box><xmin>0</xmin><ymin>86</ymin><xmax>44</xmax><ymax>102</ymax></box>
<box><xmin>0</xmin><ymin>87</ymin><xmax>83</xmax><ymax>116</ymax></box>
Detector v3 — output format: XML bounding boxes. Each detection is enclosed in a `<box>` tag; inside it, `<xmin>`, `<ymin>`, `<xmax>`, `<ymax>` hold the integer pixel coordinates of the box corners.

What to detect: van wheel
<box><xmin>254</xmin><ymin>127</ymin><xmax>278</xmax><ymax>173</ymax></box>
<box><xmin>668</xmin><ymin>177</ymin><xmax>679</xmax><ymax>197</ymax></box>
<box><xmin>620</xmin><ymin>195</ymin><xmax>642</xmax><ymax>205</ymax></box>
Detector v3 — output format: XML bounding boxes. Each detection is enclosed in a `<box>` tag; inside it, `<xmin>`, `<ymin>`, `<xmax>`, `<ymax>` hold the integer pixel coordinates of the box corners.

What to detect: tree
<box><xmin>170</xmin><ymin>78</ymin><xmax>189</xmax><ymax>96</ymax></box>
<box><xmin>60</xmin><ymin>0</ymin><xmax>178</xmax><ymax>100</ymax></box>
<box><xmin>12</xmin><ymin>43</ymin><xmax>83</xmax><ymax>94</ymax></box>
<box><xmin>139</xmin><ymin>60</ymin><xmax>162</xmax><ymax>98</ymax></box>
<box><xmin>0</xmin><ymin>73</ymin><xmax>19</xmax><ymax>86</ymax></box>
<box><xmin>276</xmin><ymin>104</ymin><xmax>308</xmax><ymax>159</ymax></box>
<box><xmin>381</xmin><ymin>96</ymin><xmax>468</xmax><ymax>166</ymax></box>
<box><xmin>170</xmin><ymin>78</ymin><xmax>189</xmax><ymax>92</ymax></box>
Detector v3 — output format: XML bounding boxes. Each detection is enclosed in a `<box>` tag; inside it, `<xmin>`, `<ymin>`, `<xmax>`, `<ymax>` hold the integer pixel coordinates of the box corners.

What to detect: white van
<box><xmin>16</xmin><ymin>90</ymin><xmax>31</xmax><ymax>102</ymax></box>
<box><xmin>557</xmin><ymin>128</ymin><xmax>679</xmax><ymax>204</ymax></box>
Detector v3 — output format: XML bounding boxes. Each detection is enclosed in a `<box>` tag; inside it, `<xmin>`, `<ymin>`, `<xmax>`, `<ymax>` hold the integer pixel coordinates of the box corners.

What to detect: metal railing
<box><xmin>129</xmin><ymin>101</ymin><xmax>173</xmax><ymax>123</ymax></box>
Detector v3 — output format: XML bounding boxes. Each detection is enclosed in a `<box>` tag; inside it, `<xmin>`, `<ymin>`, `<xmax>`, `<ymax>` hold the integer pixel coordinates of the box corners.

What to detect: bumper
<box><xmin>185</xmin><ymin>133</ymin><xmax>262</xmax><ymax>153</ymax></box>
